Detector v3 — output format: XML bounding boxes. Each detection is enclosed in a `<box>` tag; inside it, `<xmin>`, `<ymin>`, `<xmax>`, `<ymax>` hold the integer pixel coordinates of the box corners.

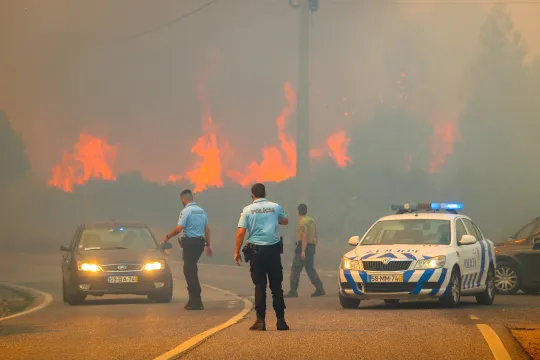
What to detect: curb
<box><xmin>0</xmin><ymin>282</ymin><xmax>53</xmax><ymax>322</ymax></box>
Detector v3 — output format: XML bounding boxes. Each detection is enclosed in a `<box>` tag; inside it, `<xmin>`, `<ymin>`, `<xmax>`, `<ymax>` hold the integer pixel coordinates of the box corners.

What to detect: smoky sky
<box><xmin>1</xmin><ymin>0</ymin><xmax>539</xmax><ymax>182</ymax></box>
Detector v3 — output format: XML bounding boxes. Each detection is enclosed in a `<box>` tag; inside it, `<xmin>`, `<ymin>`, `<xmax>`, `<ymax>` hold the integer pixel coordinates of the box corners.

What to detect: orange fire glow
<box><xmin>49</xmin><ymin>133</ymin><xmax>117</xmax><ymax>192</ymax></box>
<box><xmin>327</xmin><ymin>131</ymin><xmax>352</xmax><ymax>168</ymax></box>
<box><xmin>168</xmin><ymin>116</ymin><xmax>225</xmax><ymax>193</ymax></box>
<box><xmin>234</xmin><ymin>82</ymin><xmax>297</xmax><ymax>187</ymax></box>
<box><xmin>428</xmin><ymin>120</ymin><xmax>460</xmax><ymax>173</ymax></box>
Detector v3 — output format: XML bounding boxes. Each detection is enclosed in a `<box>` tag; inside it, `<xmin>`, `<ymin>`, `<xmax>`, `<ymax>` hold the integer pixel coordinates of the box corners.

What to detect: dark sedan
<box><xmin>60</xmin><ymin>221</ymin><xmax>173</xmax><ymax>305</ymax></box>
<box><xmin>494</xmin><ymin>217</ymin><xmax>540</xmax><ymax>295</ymax></box>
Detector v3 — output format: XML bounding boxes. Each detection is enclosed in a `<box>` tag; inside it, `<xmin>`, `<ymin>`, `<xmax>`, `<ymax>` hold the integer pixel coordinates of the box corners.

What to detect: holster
<box><xmin>178</xmin><ymin>237</ymin><xmax>186</xmax><ymax>249</ymax></box>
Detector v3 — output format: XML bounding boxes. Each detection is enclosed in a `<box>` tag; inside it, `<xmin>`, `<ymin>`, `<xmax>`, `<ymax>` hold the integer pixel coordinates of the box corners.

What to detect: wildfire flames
<box><xmin>49</xmin><ymin>82</ymin><xmax>355</xmax><ymax>193</ymax></box>
<box><xmin>49</xmin><ymin>133</ymin><xmax>117</xmax><ymax>192</ymax></box>
<box><xmin>428</xmin><ymin>120</ymin><xmax>460</xmax><ymax>173</ymax></box>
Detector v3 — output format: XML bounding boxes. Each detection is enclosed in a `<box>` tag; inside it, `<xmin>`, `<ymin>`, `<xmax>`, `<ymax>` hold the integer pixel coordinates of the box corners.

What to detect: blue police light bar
<box><xmin>391</xmin><ymin>202</ymin><xmax>463</xmax><ymax>213</ymax></box>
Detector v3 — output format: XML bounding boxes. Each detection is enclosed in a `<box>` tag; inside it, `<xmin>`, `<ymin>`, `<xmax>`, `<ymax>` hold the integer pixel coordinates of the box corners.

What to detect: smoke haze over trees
<box><xmin>1</xmin><ymin>3</ymin><xmax>539</xmax><ymax>268</ymax></box>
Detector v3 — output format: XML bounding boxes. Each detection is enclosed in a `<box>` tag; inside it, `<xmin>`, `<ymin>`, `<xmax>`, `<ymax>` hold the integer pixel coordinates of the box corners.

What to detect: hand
<box><xmin>234</xmin><ymin>252</ymin><xmax>242</xmax><ymax>266</ymax></box>
<box><xmin>205</xmin><ymin>246</ymin><xmax>213</xmax><ymax>257</ymax></box>
<box><xmin>163</xmin><ymin>235</ymin><xmax>169</xmax><ymax>243</ymax></box>
<box><xmin>301</xmin><ymin>251</ymin><xmax>306</xmax><ymax>261</ymax></box>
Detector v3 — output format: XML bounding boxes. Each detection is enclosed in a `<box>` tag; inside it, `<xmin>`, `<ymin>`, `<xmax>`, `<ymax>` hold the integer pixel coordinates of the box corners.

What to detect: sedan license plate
<box><xmin>107</xmin><ymin>276</ymin><xmax>138</xmax><ymax>284</ymax></box>
<box><xmin>369</xmin><ymin>274</ymin><xmax>403</xmax><ymax>282</ymax></box>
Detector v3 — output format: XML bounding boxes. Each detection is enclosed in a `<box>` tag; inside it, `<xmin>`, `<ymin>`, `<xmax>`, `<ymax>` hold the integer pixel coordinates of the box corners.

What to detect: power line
<box><xmin>129</xmin><ymin>0</ymin><xmax>218</xmax><ymax>40</ymax></box>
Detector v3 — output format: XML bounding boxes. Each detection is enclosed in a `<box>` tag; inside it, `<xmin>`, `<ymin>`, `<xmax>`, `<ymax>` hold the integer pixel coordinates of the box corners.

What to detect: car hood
<box><xmin>75</xmin><ymin>249</ymin><xmax>165</xmax><ymax>264</ymax></box>
<box><xmin>343</xmin><ymin>244</ymin><xmax>451</xmax><ymax>261</ymax></box>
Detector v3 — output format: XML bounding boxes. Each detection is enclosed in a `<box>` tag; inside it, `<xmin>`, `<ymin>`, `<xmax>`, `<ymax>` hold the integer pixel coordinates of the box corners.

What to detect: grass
<box><xmin>0</xmin><ymin>285</ymin><xmax>35</xmax><ymax>318</ymax></box>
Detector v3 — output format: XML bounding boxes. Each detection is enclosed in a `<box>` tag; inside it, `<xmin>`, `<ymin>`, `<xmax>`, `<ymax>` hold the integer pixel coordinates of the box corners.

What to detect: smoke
<box><xmin>1</xmin><ymin>2</ymin><xmax>540</xmax><ymax>268</ymax></box>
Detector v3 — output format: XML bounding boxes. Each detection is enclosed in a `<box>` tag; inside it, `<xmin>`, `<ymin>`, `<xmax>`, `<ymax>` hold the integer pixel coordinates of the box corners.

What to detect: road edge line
<box><xmin>0</xmin><ymin>282</ymin><xmax>53</xmax><ymax>322</ymax></box>
<box><xmin>476</xmin><ymin>324</ymin><xmax>512</xmax><ymax>360</ymax></box>
<box><xmin>152</xmin><ymin>283</ymin><xmax>253</xmax><ymax>360</ymax></box>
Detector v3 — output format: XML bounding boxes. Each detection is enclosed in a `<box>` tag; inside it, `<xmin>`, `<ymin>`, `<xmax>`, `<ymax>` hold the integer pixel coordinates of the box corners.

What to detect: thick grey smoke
<box><xmin>1</xmin><ymin>2</ymin><xmax>539</xmax><ymax>269</ymax></box>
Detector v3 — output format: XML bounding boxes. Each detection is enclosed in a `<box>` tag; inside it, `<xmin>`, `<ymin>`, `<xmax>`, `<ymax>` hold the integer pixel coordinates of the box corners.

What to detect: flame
<box><xmin>327</xmin><ymin>131</ymin><xmax>352</xmax><ymax>168</ymax></box>
<box><xmin>49</xmin><ymin>133</ymin><xmax>117</xmax><ymax>192</ymax></box>
<box><xmin>428</xmin><ymin>120</ymin><xmax>460</xmax><ymax>173</ymax></box>
<box><xmin>169</xmin><ymin>116</ymin><xmax>224</xmax><ymax>193</ymax></box>
<box><xmin>234</xmin><ymin>82</ymin><xmax>297</xmax><ymax>186</ymax></box>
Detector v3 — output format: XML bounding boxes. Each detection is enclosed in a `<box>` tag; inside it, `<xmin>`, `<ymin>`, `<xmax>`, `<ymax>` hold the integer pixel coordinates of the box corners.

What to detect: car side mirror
<box><xmin>459</xmin><ymin>234</ymin><xmax>477</xmax><ymax>246</ymax></box>
<box><xmin>348</xmin><ymin>236</ymin><xmax>360</xmax><ymax>246</ymax></box>
<box><xmin>60</xmin><ymin>245</ymin><xmax>71</xmax><ymax>252</ymax></box>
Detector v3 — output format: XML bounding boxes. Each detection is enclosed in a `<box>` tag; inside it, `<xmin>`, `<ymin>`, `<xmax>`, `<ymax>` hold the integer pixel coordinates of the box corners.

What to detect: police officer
<box><xmin>285</xmin><ymin>204</ymin><xmax>325</xmax><ymax>297</ymax></box>
<box><xmin>164</xmin><ymin>189</ymin><xmax>212</xmax><ymax>310</ymax></box>
<box><xmin>234</xmin><ymin>183</ymin><xmax>289</xmax><ymax>331</ymax></box>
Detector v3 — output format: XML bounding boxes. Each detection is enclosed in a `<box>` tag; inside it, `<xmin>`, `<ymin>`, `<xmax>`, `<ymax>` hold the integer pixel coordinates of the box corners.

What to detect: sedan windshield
<box><xmin>360</xmin><ymin>219</ymin><xmax>451</xmax><ymax>246</ymax></box>
<box><xmin>78</xmin><ymin>227</ymin><xmax>158</xmax><ymax>251</ymax></box>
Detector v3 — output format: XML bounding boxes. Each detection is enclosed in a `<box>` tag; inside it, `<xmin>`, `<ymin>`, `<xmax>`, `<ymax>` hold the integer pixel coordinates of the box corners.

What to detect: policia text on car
<box><xmin>164</xmin><ymin>189</ymin><xmax>212</xmax><ymax>310</ymax></box>
<box><xmin>234</xmin><ymin>183</ymin><xmax>290</xmax><ymax>331</ymax></box>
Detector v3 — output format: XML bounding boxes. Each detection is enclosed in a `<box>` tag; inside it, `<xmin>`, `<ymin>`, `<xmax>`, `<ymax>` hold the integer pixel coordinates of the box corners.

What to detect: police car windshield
<box><xmin>361</xmin><ymin>219</ymin><xmax>451</xmax><ymax>246</ymax></box>
<box><xmin>78</xmin><ymin>227</ymin><xmax>158</xmax><ymax>251</ymax></box>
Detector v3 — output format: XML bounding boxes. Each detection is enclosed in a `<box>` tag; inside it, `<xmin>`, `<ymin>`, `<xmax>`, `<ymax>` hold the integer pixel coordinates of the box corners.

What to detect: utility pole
<box><xmin>290</xmin><ymin>0</ymin><xmax>317</xmax><ymax>205</ymax></box>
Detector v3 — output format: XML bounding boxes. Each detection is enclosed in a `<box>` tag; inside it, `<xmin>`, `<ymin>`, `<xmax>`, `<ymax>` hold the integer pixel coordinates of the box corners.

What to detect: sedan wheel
<box><xmin>495</xmin><ymin>262</ymin><xmax>520</xmax><ymax>295</ymax></box>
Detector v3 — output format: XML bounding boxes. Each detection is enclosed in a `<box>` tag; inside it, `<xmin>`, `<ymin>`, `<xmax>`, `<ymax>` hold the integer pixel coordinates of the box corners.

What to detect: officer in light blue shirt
<box><xmin>164</xmin><ymin>189</ymin><xmax>212</xmax><ymax>310</ymax></box>
<box><xmin>234</xmin><ymin>183</ymin><xmax>289</xmax><ymax>331</ymax></box>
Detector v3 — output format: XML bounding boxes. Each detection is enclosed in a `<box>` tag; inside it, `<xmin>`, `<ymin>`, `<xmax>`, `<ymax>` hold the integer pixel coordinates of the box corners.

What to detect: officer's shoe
<box><xmin>311</xmin><ymin>288</ymin><xmax>326</xmax><ymax>297</ymax></box>
<box><xmin>249</xmin><ymin>318</ymin><xmax>266</xmax><ymax>331</ymax></box>
<box><xmin>276</xmin><ymin>318</ymin><xmax>290</xmax><ymax>331</ymax></box>
<box><xmin>284</xmin><ymin>291</ymin><xmax>298</xmax><ymax>298</ymax></box>
<box><xmin>184</xmin><ymin>301</ymin><xmax>204</xmax><ymax>310</ymax></box>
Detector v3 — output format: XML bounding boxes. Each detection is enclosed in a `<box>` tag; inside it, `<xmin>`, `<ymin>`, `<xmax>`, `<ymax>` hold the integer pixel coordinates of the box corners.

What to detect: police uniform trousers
<box><xmin>290</xmin><ymin>242</ymin><xmax>323</xmax><ymax>293</ymax></box>
<box><xmin>249</xmin><ymin>242</ymin><xmax>286</xmax><ymax>319</ymax></box>
<box><xmin>182</xmin><ymin>237</ymin><xmax>206</xmax><ymax>301</ymax></box>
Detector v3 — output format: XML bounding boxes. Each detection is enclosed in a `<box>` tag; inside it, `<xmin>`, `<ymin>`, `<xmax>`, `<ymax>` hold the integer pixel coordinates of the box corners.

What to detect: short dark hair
<box><xmin>180</xmin><ymin>189</ymin><xmax>193</xmax><ymax>200</ymax></box>
<box><xmin>298</xmin><ymin>203</ymin><xmax>307</xmax><ymax>216</ymax></box>
<box><xmin>251</xmin><ymin>183</ymin><xmax>266</xmax><ymax>198</ymax></box>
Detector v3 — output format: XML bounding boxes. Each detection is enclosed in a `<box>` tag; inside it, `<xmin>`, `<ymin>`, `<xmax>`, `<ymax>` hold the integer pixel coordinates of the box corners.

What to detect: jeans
<box><xmin>289</xmin><ymin>243</ymin><xmax>323</xmax><ymax>293</ymax></box>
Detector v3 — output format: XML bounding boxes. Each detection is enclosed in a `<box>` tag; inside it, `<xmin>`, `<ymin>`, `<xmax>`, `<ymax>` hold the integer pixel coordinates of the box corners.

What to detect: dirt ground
<box><xmin>511</xmin><ymin>327</ymin><xmax>540</xmax><ymax>360</ymax></box>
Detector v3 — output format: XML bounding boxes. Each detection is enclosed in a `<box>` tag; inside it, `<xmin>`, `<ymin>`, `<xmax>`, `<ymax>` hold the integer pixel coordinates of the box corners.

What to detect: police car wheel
<box><xmin>339</xmin><ymin>294</ymin><xmax>360</xmax><ymax>309</ymax></box>
<box><xmin>383</xmin><ymin>299</ymin><xmax>400</xmax><ymax>305</ymax></box>
<box><xmin>495</xmin><ymin>261</ymin><xmax>520</xmax><ymax>295</ymax></box>
<box><xmin>440</xmin><ymin>268</ymin><xmax>461</xmax><ymax>307</ymax></box>
<box><xmin>476</xmin><ymin>267</ymin><xmax>495</xmax><ymax>305</ymax></box>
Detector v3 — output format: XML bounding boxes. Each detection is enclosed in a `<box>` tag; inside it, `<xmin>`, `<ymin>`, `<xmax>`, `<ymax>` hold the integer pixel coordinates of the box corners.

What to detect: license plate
<box><xmin>369</xmin><ymin>274</ymin><xmax>403</xmax><ymax>282</ymax></box>
<box><xmin>107</xmin><ymin>276</ymin><xmax>138</xmax><ymax>283</ymax></box>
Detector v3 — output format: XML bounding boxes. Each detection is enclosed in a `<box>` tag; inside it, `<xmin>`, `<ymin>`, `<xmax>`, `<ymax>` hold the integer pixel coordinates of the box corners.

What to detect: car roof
<box><xmin>379</xmin><ymin>213</ymin><xmax>468</xmax><ymax>221</ymax></box>
<box><xmin>82</xmin><ymin>220</ymin><xmax>149</xmax><ymax>229</ymax></box>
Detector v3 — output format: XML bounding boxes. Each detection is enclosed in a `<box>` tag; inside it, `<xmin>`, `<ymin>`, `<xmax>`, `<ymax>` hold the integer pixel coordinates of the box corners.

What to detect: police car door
<box><xmin>458</xmin><ymin>218</ymin><xmax>482</xmax><ymax>292</ymax></box>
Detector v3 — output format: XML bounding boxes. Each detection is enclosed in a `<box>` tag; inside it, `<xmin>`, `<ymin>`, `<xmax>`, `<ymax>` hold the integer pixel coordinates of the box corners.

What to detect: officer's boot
<box><xmin>284</xmin><ymin>291</ymin><xmax>298</xmax><ymax>298</ymax></box>
<box><xmin>311</xmin><ymin>287</ymin><xmax>326</xmax><ymax>297</ymax></box>
<box><xmin>184</xmin><ymin>295</ymin><xmax>204</xmax><ymax>310</ymax></box>
<box><xmin>276</xmin><ymin>317</ymin><xmax>290</xmax><ymax>331</ymax></box>
<box><xmin>249</xmin><ymin>316</ymin><xmax>266</xmax><ymax>331</ymax></box>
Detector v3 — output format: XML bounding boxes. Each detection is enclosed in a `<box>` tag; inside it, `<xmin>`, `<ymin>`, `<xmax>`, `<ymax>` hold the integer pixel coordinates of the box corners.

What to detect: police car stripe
<box><xmin>429</xmin><ymin>268</ymin><xmax>447</xmax><ymax>295</ymax></box>
<box><xmin>410</xmin><ymin>269</ymin><xmax>435</xmax><ymax>295</ymax></box>
<box><xmin>462</xmin><ymin>274</ymin><xmax>469</xmax><ymax>289</ymax></box>
<box><xmin>403</xmin><ymin>270</ymin><xmax>415</xmax><ymax>282</ymax></box>
<box><xmin>468</xmin><ymin>273</ymin><xmax>477</xmax><ymax>289</ymax></box>
<box><xmin>402</xmin><ymin>253</ymin><xmax>417</xmax><ymax>260</ymax></box>
<box><xmin>360</xmin><ymin>253</ymin><xmax>377</xmax><ymax>260</ymax></box>
<box><xmin>422</xmin><ymin>255</ymin><xmax>432</xmax><ymax>259</ymax></box>
<box><xmin>343</xmin><ymin>270</ymin><xmax>363</xmax><ymax>295</ymax></box>
<box><xmin>477</xmin><ymin>240</ymin><xmax>486</xmax><ymax>287</ymax></box>
<box><xmin>376</xmin><ymin>253</ymin><xmax>398</xmax><ymax>259</ymax></box>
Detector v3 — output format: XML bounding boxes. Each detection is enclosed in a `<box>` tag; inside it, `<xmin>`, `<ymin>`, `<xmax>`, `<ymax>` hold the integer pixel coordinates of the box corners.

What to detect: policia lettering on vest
<box><xmin>234</xmin><ymin>183</ymin><xmax>290</xmax><ymax>331</ymax></box>
<box><xmin>163</xmin><ymin>189</ymin><xmax>212</xmax><ymax>310</ymax></box>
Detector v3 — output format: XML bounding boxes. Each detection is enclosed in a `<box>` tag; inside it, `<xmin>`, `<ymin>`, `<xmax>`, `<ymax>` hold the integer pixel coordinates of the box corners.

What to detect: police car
<box><xmin>338</xmin><ymin>202</ymin><xmax>496</xmax><ymax>308</ymax></box>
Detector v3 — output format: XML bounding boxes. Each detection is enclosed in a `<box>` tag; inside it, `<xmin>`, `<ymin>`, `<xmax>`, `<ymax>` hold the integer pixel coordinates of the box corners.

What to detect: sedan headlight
<box><xmin>77</xmin><ymin>262</ymin><xmax>101</xmax><ymax>272</ymax></box>
<box><xmin>340</xmin><ymin>257</ymin><xmax>363</xmax><ymax>270</ymax></box>
<box><xmin>144</xmin><ymin>260</ymin><xmax>165</xmax><ymax>271</ymax></box>
<box><xmin>414</xmin><ymin>255</ymin><xmax>446</xmax><ymax>269</ymax></box>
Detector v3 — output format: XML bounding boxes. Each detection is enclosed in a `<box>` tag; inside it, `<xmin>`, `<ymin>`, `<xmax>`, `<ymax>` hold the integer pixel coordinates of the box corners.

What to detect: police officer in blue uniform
<box><xmin>164</xmin><ymin>189</ymin><xmax>212</xmax><ymax>310</ymax></box>
<box><xmin>234</xmin><ymin>183</ymin><xmax>290</xmax><ymax>331</ymax></box>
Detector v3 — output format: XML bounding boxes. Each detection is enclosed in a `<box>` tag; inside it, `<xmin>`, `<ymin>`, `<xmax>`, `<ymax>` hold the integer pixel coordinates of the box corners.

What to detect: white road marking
<box><xmin>153</xmin><ymin>283</ymin><xmax>253</xmax><ymax>360</ymax></box>
<box><xmin>0</xmin><ymin>282</ymin><xmax>53</xmax><ymax>322</ymax></box>
<box><xmin>469</xmin><ymin>315</ymin><xmax>481</xmax><ymax>320</ymax></box>
<box><xmin>476</xmin><ymin>324</ymin><xmax>512</xmax><ymax>360</ymax></box>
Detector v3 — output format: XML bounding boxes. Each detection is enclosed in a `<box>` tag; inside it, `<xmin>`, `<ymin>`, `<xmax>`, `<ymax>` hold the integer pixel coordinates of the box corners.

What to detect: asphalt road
<box><xmin>1</xmin><ymin>253</ymin><xmax>539</xmax><ymax>360</ymax></box>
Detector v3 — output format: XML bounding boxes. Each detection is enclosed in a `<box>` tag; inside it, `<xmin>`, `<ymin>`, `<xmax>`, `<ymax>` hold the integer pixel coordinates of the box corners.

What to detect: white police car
<box><xmin>339</xmin><ymin>202</ymin><xmax>496</xmax><ymax>308</ymax></box>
